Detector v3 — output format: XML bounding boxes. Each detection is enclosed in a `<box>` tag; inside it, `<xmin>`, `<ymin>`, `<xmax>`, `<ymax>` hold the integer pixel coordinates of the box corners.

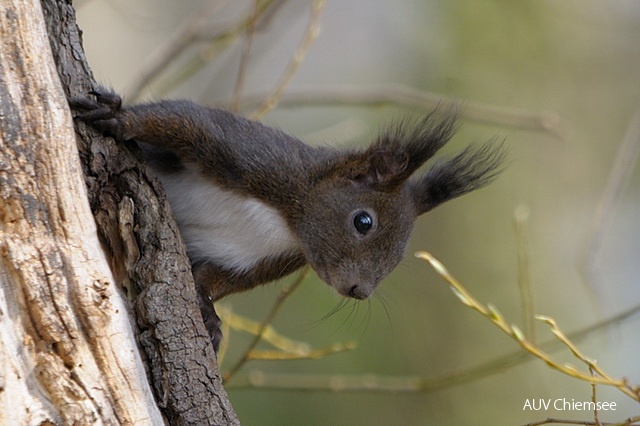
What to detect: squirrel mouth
<box><xmin>304</xmin><ymin>251</ymin><xmax>377</xmax><ymax>300</ymax></box>
<box><xmin>311</xmin><ymin>263</ymin><xmax>374</xmax><ymax>300</ymax></box>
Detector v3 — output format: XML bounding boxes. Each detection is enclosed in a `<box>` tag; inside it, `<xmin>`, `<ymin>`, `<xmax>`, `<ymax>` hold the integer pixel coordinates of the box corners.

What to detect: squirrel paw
<box><xmin>68</xmin><ymin>88</ymin><xmax>124</xmax><ymax>139</ymax></box>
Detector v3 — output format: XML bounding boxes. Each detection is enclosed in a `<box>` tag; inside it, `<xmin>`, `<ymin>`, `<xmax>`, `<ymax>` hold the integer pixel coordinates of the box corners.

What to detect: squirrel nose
<box><xmin>348</xmin><ymin>285</ymin><xmax>369</xmax><ymax>300</ymax></box>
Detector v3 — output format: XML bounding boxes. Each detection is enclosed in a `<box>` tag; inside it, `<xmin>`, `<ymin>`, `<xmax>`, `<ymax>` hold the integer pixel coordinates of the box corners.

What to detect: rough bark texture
<box><xmin>0</xmin><ymin>0</ymin><xmax>162</xmax><ymax>424</ymax></box>
<box><xmin>0</xmin><ymin>0</ymin><xmax>238</xmax><ymax>424</ymax></box>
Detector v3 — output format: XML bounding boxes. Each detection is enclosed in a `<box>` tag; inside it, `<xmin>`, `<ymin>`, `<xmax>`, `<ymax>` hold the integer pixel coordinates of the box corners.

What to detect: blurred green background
<box><xmin>77</xmin><ymin>1</ymin><xmax>640</xmax><ymax>424</ymax></box>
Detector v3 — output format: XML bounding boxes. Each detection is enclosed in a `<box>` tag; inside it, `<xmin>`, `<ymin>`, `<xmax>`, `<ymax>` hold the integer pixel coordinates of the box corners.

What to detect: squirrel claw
<box><xmin>89</xmin><ymin>89</ymin><xmax>122</xmax><ymax>110</ymax></box>
<box><xmin>199</xmin><ymin>293</ymin><xmax>223</xmax><ymax>353</ymax></box>
<box><xmin>69</xmin><ymin>89</ymin><xmax>123</xmax><ymax>139</ymax></box>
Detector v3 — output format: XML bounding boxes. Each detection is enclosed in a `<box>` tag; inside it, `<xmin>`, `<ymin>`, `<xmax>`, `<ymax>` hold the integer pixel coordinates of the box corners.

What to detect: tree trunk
<box><xmin>0</xmin><ymin>0</ymin><xmax>238</xmax><ymax>424</ymax></box>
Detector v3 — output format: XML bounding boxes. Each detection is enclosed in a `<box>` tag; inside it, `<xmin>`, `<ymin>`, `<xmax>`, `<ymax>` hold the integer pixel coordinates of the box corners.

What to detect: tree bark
<box><xmin>0</xmin><ymin>0</ymin><xmax>238</xmax><ymax>424</ymax></box>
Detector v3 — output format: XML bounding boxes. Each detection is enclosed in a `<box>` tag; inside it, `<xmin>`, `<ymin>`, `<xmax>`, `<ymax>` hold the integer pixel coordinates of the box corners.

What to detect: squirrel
<box><xmin>70</xmin><ymin>89</ymin><xmax>505</xmax><ymax>351</ymax></box>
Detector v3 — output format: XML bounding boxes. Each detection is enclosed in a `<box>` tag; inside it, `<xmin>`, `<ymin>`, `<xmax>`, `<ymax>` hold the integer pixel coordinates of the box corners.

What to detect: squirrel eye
<box><xmin>353</xmin><ymin>211</ymin><xmax>374</xmax><ymax>235</ymax></box>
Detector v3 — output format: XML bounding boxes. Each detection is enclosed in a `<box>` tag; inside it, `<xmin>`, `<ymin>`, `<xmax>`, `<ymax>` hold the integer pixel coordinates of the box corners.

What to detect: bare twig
<box><xmin>514</xmin><ymin>204</ymin><xmax>536</xmax><ymax>341</ymax></box>
<box><xmin>249</xmin><ymin>342</ymin><xmax>356</xmax><ymax>361</ymax></box>
<box><xmin>525</xmin><ymin>417</ymin><xmax>640</xmax><ymax>426</ymax></box>
<box><xmin>579</xmin><ymin>101</ymin><xmax>640</xmax><ymax>287</ymax></box>
<box><xmin>128</xmin><ymin>0</ymin><xmax>280</xmax><ymax>101</ymax></box>
<box><xmin>217</xmin><ymin>304</ymin><xmax>233</xmax><ymax>365</ymax></box>
<box><xmin>222</xmin><ymin>84</ymin><xmax>568</xmax><ymax>137</ymax></box>
<box><xmin>223</xmin><ymin>310</ymin><xmax>311</xmax><ymax>354</ymax></box>
<box><xmin>590</xmin><ymin>366</ymin><xmax>602</xmax><ymax>426</ymax></box>
<box><xmin>225</xmin><ymin>302</ymin><xmax>640</xmax><ymax>393</ymax></box>
<box><xmin>127</xmin><ymin>1</ymin><xmax>224</xmax><ymax>101</ymax></box>
<box><xmin>227</xmin><ymin>371</ymin><xmax>424</xmax><ymax>393</ymax></box>
<box><xmin>230</xmin><ymin>0</ymin><xmax>261</xmax><ymax>112</ymax></box>
<box><xmin>416</xmin><ymin>251</ymin><xmax>640</xmax><ymax>401</ymax></box>
<box><xmin>534</xmin><ymin>314</ymin><xmax>635</xmax><ymax>400</ymax></box>
<box><xmin>219</xmin><ymin>309</ymin><xmax>356</xmax><ymax>360</ymax></box>
<box><xmin>250</xmin><ymin>0</ymin><xmax>326</xmax><ymax>119</ymax></box>
<box><xmin>223</xmin><ymin>266</ymin><xmax>310</xmax><ymax>384</ymax></box>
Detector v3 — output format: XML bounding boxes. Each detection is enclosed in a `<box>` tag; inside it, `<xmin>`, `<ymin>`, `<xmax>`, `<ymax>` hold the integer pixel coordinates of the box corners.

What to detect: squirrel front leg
<box><xmin>70</xmin><ymin>89</ymin><xmax>300</xmax><ymax>203</ymax></box>
<box><xmin>71</xmin><ymin>90</ymin><xmax>219</xmax><ymax>162</ymax></box>
<box><xmin>70</xmin><ymin>90</ymin><xmax>229</xmax><ymax>351</ymax></box>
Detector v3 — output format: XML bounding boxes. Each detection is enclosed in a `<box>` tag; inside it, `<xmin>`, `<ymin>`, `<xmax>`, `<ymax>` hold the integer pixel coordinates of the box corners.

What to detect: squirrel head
<box><xmin>294</xmin><ymin>110</ymin><xmax>505</xmax><ymax>299</ymax></box>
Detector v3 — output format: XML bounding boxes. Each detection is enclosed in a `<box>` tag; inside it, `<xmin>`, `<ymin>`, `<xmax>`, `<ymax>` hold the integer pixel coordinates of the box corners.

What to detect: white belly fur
<box><xmin>156</xmin><ymin>164</ymin><xmax>301</xmax><ymax>273</ymax></box>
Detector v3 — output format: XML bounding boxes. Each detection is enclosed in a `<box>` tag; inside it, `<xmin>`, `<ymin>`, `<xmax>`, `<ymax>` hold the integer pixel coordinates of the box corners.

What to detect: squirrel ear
<box><xmin>411</xmin><ymin>141</ymin><xmax>505</xmax><ymax>214</ymax></box>
<box><xmin>366</xmin><ymin>109</ymin><xmax>459</xmax><ymax>183</ymax></box>
<box><xmin>350</xmin><ymin>149</ymin><xmax>409</xmax><ymax>187</ymax></box>
<box><xmin>346</xmin><ymin>110</ymin><xmax>458</xmax><ymax>188</ymax></box>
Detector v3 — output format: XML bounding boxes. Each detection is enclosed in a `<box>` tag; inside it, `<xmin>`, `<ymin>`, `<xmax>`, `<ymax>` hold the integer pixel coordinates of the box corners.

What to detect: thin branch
<box><xmin>249</xmin><ymin>342</ymin><xmax>356</xmax><ymax>361</ymax></box>
<box><xmin>416</xmin><ymin>251</ymin><xmax>640</xmax><ymax>402</ymax></box>
<box><xmin>217</xmin><ymin>304</ymin><xmax>233</xmax><ymax>365</ymax></box>
<box><xmin>225</xmin><ymin>301</ymin><xmax>640</xmax><ymax>393</ymax></box>
<box><xmin>222</xmin><ymin>84</ymin><xmax>568</xmax><ymax>137</ymax></box>
<box><xmin>227</xmin><ymin>371</ymin><xmax>424</xmax><ymax>392</ymax></box>
<box><xmin>219</xmin><ymin>309</ymin><xmax>356</xmax><ymax>360</ymax></box>
<box><xmin>127</xmin><ymin>1</ymin><xmax>224</xmax><ymax>101</ymax></box>
<box><xmin>579</xmin><ymin>100</ymin><xmax>640</xmax><ymax>286</ymax></box>
<box><xmin>250</xmin><ymin>0</ymin><xmax>326</xmax><ymax>119</ymax></box>
<box><xmin>230</xmin><ymin>0</ymin><xmax>261</xmax><ymax>112</ymax></box>
<box><xmin>514</xmin><ymin>204</ymin><xmax>536</xmax><ymax>341</ymax></box>
<box><xmin>223</xmin><ymin>308</ymin><xmax>314</xmax><ymax>354</ymax></box>
<box><xmin>223</xmin><ymin>266</ymin><xmax>310</xmax><ymax>384</ymax></box>
<box><xmin>590</xmin><ymin>366</ymin><xmax>602</xmax><ymax>426</ymax></box>
<box><xmin>525</xmin><ymin>416</ymin><xmax>640</xmax><ymax>426</ymax></box>
<box><xmin>128</xmin><ymin>0</ymin><xmax>279</xmax><ymax>101</ymax></box>
<box><xmin>535</xmin><ymin>314</ymin><xmax>633</xmax><ymax>399</ymax></box>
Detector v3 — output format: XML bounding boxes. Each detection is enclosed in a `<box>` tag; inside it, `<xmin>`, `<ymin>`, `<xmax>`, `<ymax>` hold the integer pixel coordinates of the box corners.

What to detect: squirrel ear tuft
<box><xmin>368</xmin><ymin>108</ymin><xmax>459</xmax><ymax>183</ymax></box>
<box><xmin>410</xmin><ymin>140</ymin><xmax>506</xmax><ymax>214</ymax></box>
<box><xmin>345</xmin><ymin>109</ymin><xmax>458</xmax><ymax>189</ymax></box>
